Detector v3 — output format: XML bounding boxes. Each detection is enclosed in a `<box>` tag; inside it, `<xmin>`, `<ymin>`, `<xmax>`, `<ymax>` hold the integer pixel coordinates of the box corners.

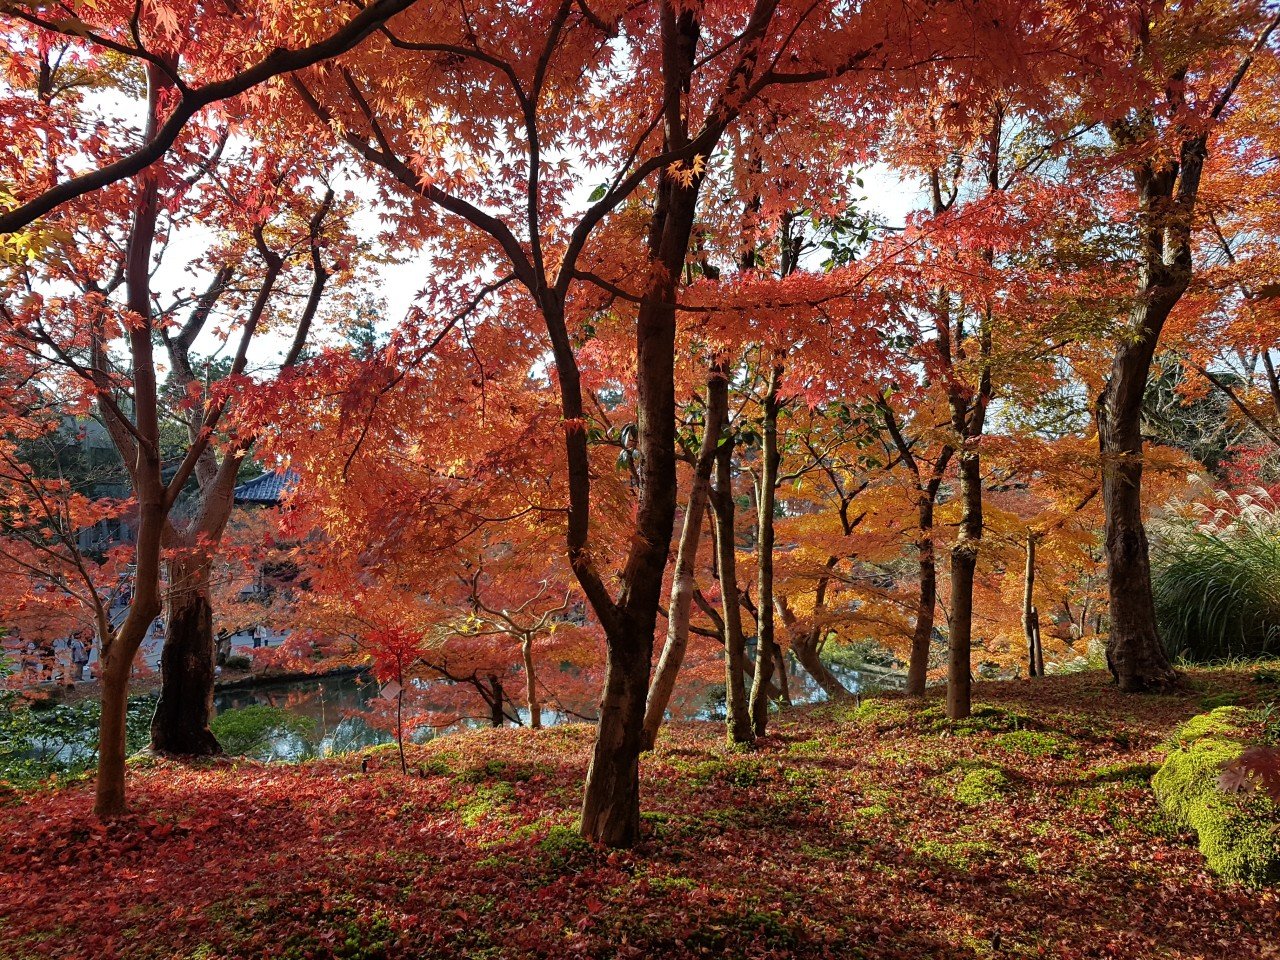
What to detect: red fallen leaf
<box><xmin>1218</xmin><ymin>746</ymin><xmax>1280</xmax><ymax>801</ymax></box>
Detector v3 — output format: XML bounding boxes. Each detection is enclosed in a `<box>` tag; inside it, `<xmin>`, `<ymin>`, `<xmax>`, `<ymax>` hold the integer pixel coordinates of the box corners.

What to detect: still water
<box><xmin>211</xmin><ymin>661</ymin><xmax>896</xmax><ymax>762</ymax></box>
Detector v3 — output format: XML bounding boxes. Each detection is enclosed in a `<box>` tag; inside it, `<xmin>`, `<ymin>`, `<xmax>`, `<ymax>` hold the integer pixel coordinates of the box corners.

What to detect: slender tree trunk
<box><xmin>642</xmin><ymin>359</ymin><xmax>728</xmax><ymax>749</ymax></box>
<box><xmin>947</xmin><ymin>446</ymin><xmax>983</xmax><ymax>720</ymax></box>
<box><xmin>93</xmin><ymin>62</ymin><xmax>170</xmax><ymax>816</ymax></box>
<box><xmin>906</xmin><ymin>494</ymin><xmax>941</xmax><ymax>696</ymax></box>
<box><xmin>773</xmin><ymin>646</ymin><xmax>791</xmax><ymax>706</ymax></box>
<box><xmin>523</xmin><ymin>635</ymin><xmax>541</xmax><ymax>730</ymax></box>
<box><xmin>395</xmin><ymin>678</ymin><xmax>407</xmax><ymax>774</ymax></box>
<box><xmin>712</xmin><ymin>433</ymin><xmax>753</xmax><ymax>745</ymax></box>
<box><xmin>881</xmin><ymin>400</ymin><xmax>952</xmax><ymax>698</ymax></box>
<box><xmin>1034</xmin><ymin>618</ymin><xmax>1045</xmax><ymax>678</ymax></box>
<box><xmin>779</xmin><ymin>592</ymin><xmax>853</xmax><ymax>702</ymax></box>
<box><xmin>94</xmin><ymin>649</ymin><xmax>133</xmax><ymax>817</ymax></box>
<box><xmin>150</xmin><ymin>555</ymin><xmax>221</xmax><ymax>755</ymax></box>
<box><xmin>488</xmin><ymin>674</ymin><xmax>505</xmax><ymax>728</ymax></box>
<box><xmin>1023</xmin><ymin>534</ymin><xmax>1039</xmax><ymax>678</ymax></box>
<box><xmin>749</xmin><ymin>365</ymin><xmax>782</xmax><ymax>736</ymax></box>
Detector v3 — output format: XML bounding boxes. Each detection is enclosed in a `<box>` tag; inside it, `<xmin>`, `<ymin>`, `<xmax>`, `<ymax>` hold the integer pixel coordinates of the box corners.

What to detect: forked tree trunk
<box><xmin>880</xmin><ymin>400</ymin><xmax>952</xmax><ymax>698</ymax></box>
<box><xmin>151</xmin><ymin>556</ymin><xmax>221</xmax><ymax>755</ymax></box>
<box><xmin>749</xmin><ymin>365</ymin><xmax>782</xmax><ymax>736</ymax></box>
<box><xmin>576</xmin><ymin>5</ymin><xmax>710</xmax><ymax>845</ymax></box>
<box><xmin>642</xmin><ymin>360</ymin><xmax>729</xmax><ymax>749</ymax></box>
<box><xmin>522</xmin><ymin>635</ymin><xmax>541</xmax><ymax>730</ymax></box>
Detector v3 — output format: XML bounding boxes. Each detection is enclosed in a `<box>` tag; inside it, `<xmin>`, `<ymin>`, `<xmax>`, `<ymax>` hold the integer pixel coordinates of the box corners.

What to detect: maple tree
<box><xmin>1091</xmin><ymin>2</ymin><xmax>1280</xmax><ymax>691</ymax></box>
<box><xmin>1</xmin><ymin>0</ymin><xmax>1279</xmax><ymax>885</ymax></box>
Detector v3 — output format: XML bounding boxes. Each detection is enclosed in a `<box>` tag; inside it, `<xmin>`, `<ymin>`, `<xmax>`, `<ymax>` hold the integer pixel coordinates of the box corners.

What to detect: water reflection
<box><xmin>211</xmin><ymin>660</ymin><xmax>900</xmax><ymax>763</ymax></box>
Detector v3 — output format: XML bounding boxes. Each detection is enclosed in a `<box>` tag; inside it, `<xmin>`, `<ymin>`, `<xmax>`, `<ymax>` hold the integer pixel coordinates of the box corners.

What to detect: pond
<box><xmin>0</xmin><ymin>658</ymin><xmax>902</xmax><ymax>779</ymax></box>
<box><xmin>211</xmin><ymin>658</ymin><xmax>900</xmax><ymax>762</ymax></box>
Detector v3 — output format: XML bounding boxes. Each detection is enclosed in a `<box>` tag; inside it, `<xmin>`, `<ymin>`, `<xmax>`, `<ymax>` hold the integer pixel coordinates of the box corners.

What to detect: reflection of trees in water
<box><xmin>212</xmin><ymin>661</ymin><xmax>900</xmax><ymax>762</ymax></box>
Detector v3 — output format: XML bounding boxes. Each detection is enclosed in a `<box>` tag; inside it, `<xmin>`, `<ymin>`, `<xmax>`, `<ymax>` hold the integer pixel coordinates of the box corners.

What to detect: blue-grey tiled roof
<box><xmin>233</xmin><ymin>469</ymin><xmax>299</xmax><ymax>505</ymax></box>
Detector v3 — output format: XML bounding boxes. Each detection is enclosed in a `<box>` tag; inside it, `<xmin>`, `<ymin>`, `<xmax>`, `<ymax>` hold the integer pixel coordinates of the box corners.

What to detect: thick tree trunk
<box><xmin>712</xmin><ymin>435</ymin><xmax>753</xmax><ymax>745</ymax></box>
<box><xmin>1097</xmin><ymin>309</ymin><xmax>1180</xmax><ymax>691</ymax></box>
<box><xmin>522</xmin><ymin>635</ymin><xmax>541</xmax><ymax>730</ymax></box>
<box><xmin>749</xmin><ymin>365</ymin><xmax>782</xmax><ymax>736</ymax></box>
<box><xmin>150</xmin><ymin>556</ymin><xmax>221</xmax><ymax>755</ymax></box>
<box><xmin>581</xmin><ymin>620</ymin><xmax>651</xmax><ymax>846</ymax></box>
<box><xmin>947</xmin><ymin>448</ymin><xmax>983</xmax><ymax>720</ymax></box>
<box><xmin>642</xmin><ymin>360</ymin><xmax>728</xmax><ymax>749</ymax></box>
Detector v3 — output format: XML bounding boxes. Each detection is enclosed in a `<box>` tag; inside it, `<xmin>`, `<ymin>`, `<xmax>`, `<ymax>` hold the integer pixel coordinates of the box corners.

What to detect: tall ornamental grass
<box><xmin>1153</xmin><ymin>490</ymin><xmax>1280</xmax><ymax>663</ymax></box>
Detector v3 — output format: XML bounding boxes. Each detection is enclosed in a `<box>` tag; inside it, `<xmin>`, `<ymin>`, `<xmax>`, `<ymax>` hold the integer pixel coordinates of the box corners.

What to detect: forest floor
<box><xmin>1</xmin><ymin>668</ymin><xmax>1277</xmax><ymax>960</ymax></box>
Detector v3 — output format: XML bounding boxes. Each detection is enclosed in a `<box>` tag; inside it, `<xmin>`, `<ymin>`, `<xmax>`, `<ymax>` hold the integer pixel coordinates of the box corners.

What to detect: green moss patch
<box><xmin>955</xmin><ymin>766</ymin><xmax>1009</xmax><ymax>807</ymax></box>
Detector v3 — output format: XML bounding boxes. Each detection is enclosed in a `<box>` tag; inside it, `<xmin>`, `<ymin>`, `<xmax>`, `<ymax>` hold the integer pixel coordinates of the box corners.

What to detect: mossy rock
<box><xmin>1153</xmin><ymin>736</ymin><xmax>1245</xmax><ymax>823</ymax></box>
<box><xmin>955</xmin><ymin>766</ymin><xmax>1009</xmax><ymax>806</ymax></box>
<box><xmin>1185</xmin><ymin>790</ymin><xmax>1280</xmax><ymax>886</ymax></box>
<box><xmin>1154</xmin><ymin>706</ymin><xmax>1280</xmax><ymax>886</ymax></box>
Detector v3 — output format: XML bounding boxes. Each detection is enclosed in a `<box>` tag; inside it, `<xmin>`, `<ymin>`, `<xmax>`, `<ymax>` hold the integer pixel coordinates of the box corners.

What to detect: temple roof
<box><xmin>233</xmin><ymin>469</ymin><xmax>299</xmax><ymax>506</ymax></box>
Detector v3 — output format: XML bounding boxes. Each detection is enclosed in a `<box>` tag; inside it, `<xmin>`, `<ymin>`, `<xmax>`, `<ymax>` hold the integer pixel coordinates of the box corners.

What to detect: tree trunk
<box><xmin>790</xmin><ymin>637</ymin><xmax>850</xmax><ymax>702</ymax></box>
<box><xmin>580</xmin><ymin>620</ymin><xmax>651</xmax><ymax>846</ymax></box>
<box><xmin>906</xmin><ymin>492</ymin><xmax>941</xmax><ymax>696</ymax></box>
<box><xmin>749</xmin><ymin>365</ymin><xmax>782</xmax><ymax>736</ymax></box>
<box><xmin>150</xmin><ymin>555</ymin><xmax>221</xmax><ymax>755</ymax></box>
<box><xmin>1023</xmin><ymin>534</ymin><xmax>1039</xmax><ymax>678</ymax></box>
<box><xmin>947</xmin><ymin>447</ymin><xmax>982</xmax><ymax>720</ymax></box>
<box><xmin>1097</xmin><ymin>331</ymin><xmax>1179</xmax><ymax>691</ymax></box>
<box><xmin>94</xmin><ymin>650</ymin><xmax>133</xmax><ymax>817</ymax></box>
<box><xmin>776</xmin><ymin>581</ymin><xmax>852</xmax><ymax>702</ymax></box>
<box><xmin>522</xmin><ymin>635</ymin><xmax>541</xmax><ymax>730</ymax></box>
<box><xmin>488</xmin><ymin>674</ymin><xmax>505</xmax><ymax>728</ymax></box>
<box><xmin>712</xmin><ymin>433</ymin><xmax>753</xmax><ymax>746</ymax></box>
<box><xmin>642</xmin><ymin>359</ymin><xmax>728</xmax><ymax>749</ymax></box>
<box><xmin>773</xmin><ymin>646</ymin><xmax>791</xmax><ymax>707</ymax></box>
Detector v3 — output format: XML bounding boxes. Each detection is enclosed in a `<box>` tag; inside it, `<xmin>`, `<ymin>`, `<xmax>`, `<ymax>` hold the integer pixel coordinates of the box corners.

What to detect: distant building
<box><xmin>233</xmin><ymin>469</ymin><xmax>299</xmax><ymax>506</ymax></box>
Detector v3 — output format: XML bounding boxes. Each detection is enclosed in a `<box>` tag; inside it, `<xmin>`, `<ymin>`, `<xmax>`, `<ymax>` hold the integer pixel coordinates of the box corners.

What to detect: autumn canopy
<box><xmin>2</xmin><ymin>1</ymin><xmax>1280</xmax><ymax>949</ymax></box>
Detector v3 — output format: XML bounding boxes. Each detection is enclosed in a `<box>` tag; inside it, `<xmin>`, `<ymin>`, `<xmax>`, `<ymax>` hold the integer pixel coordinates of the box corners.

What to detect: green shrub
<box><xmin>210</xmin><ymin>705</ymin><xmax>312</xmax><ymax>759</ymax></box>
<box><xmin>0</xmin><ymin>694</ymin><xmax>154</xmax><ymax>787</ymax></box>
<box><xmin>1153</xmin><ymin>497</ymin><xmax>1280</xmax><ymax>663</ymax></box>
<box><xmin>224</xmin><ymin>655</ymin><xmax>253</xmax><ymax>671</ymax></box>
